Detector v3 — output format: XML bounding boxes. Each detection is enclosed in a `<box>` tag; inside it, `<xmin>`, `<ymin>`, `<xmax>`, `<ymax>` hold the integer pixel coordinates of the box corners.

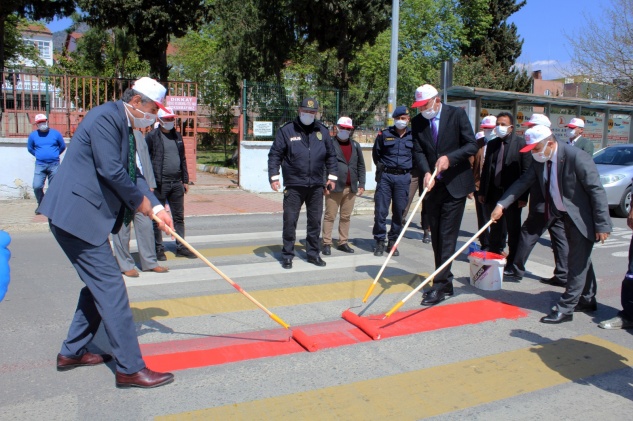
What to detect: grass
<box><xmin>196</xmin><ymin>150</ymin><xmax>237</xmax><ymax>169</ymax></box>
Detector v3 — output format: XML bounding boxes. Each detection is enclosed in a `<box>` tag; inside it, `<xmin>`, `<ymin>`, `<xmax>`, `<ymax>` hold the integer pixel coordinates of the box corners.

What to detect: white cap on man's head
<box><xmin>34</xmin><ymin>114</ymin><xmax>47</xmax><ymax>123</ymax></box>
<box><xmin>157</xmin><ymin>106</ymin><xmax>176</xmax><ymax>119</ymax></box>
<box><xmin>337</xmin><ymin>116</ymin><xmax>353</xmax><ymax>129</ymax></box>
<box><xmin>480</xmin><ymin>115</ymin><xmax>497</xmax><ymax>128</ymax></box>
<box><xmin>566</xmin><ymin>117</ymin><xmax>585</xmax><ymax>128</ymax></box>
<box><xmin>522</xmin><ymin>113</ymin><xmax>551</xmax><ymax>127</ymax></box>
<box><xmin>411</xmin><ymin>84</ymin><xmax>438</xmax><ymax>108</ymax></box>
<box><xmin>520</xmin><ymin>125</ymin><xmax>553</xmax><ymax>152</ymax></box>
<box><xmin>131</xmin><ymin>77</ymin><xmax>169</xmax><ymax>111</ymax></box>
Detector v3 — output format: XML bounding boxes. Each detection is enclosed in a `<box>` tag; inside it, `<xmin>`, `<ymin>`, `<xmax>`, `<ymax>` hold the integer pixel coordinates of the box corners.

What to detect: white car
<box><xmin>593</xmin><ymin>144</ymin><xmax>633</xmax><ymax>217</ymax></box>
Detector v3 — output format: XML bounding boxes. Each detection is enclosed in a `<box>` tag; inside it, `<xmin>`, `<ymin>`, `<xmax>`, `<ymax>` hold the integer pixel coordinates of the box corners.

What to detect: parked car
<box><xmin>593</xmin><ymin>144</ymin><xmax>633</xmax><ymax>217</ymax></box>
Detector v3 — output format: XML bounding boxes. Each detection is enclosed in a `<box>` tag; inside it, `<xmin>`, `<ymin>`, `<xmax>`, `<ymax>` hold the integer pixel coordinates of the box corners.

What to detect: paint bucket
<box><xmin>468</xmin><ymin>251</ymin><xmax>506</xmax><ymax>291</ymax></box>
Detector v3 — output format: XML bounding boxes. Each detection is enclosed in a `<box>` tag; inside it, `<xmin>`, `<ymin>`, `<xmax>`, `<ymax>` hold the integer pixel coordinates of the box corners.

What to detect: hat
<box><xmin>475</xmin><ymin>131</ymin><xmax>485</xmax><ymax>140</ymax></box>
<box><xmin>520</xmin><ymin>125</ymin><xmax>553</xmax><ymax>152</ymax></box>
<box><xmin>480</xmin><ymin>115</ymin><xmax>497</xmax><ymax>129</ymax></box>
<box><xmin>566</xmin><ymin>117</ymin><xmax>585</xmax><ymax>128</ymax></box>
<box><xmin>521</xmin><ymin>113</ymin><xmax>551</xmax><ymax>127</ymax></box>
<box><xmin>131</xmin><ymin>77</ymin><xmax>168</xmax><ymax>112</ymax></box>
<box><xmin>34</xmin><ymin>114</ymin><xmax>47</xmax><ymax>123</ymax></box>
<box><xmin>300</xmin><ymin>97</ymin><xmax>319</xmax><ymax>111</ymax></box>
<box><xmin>158</xmin><ymin>106</ymin><xmax>176</xmax><ymax>119</ymax></box>
<box><xmin>411</xmin><ymin>84</ymin><xmax>438</xmax><ymax>107</ymax></box>
<box><xmin>392</xmin><ymin>105</ymin><xmax>409</xmax><ymax>118</ymax></box>
<box><xmin>337</xmin><ymin>116</ymin><xmax>354</xmax><ymax>129</ymax></box>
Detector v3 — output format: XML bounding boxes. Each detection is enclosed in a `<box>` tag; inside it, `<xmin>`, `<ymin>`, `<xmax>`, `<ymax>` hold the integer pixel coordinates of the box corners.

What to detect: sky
<box><xmin>45</xmin><ymin>0</ymin><xmax>605</xmax><ymax>81</ymax></box>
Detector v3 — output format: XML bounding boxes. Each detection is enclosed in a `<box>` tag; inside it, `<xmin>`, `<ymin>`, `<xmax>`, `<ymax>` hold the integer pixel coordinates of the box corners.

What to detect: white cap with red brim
<box><xmin>337</xmin><ymin>116</ymin><xmax>353</xmax><ymax>129</ymax></box>
<box><xmin>411</xmin><ymin>84</ymin><xmax>438</xmax><ymax>108</ymax></box>
<box><xmin>521</xmin><ymin>113</ymin><xmax>551</xmax><ymax>127</ymax></box>
<box><xmin>566</xmin><ymin>117</ymin><xmax>585</xmax><ymax>128</ymax></box>
<box><xmin>520</xmin><ymin>125</ymin><xmax>553</xmax><ymax>152</ymax></box>
<box><xmin>132</xmin><ymin>77</ymin><xmax>169</xmax><ymax>113</ymax></box>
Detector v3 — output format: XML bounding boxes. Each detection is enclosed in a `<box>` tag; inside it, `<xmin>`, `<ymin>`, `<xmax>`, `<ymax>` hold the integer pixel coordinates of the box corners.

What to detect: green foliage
<box><xmin>3</xmin><ymin>15</ymin><xmax>44</xmax><ymax>68</ymax></box>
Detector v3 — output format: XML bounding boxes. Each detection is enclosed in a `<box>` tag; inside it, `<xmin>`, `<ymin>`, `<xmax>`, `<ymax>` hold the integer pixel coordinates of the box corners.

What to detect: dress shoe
<box><xmin>145</xmin><ymin>266</ymin><xmax>169</xmax><ymax>273</ymax></box>
<box><xmin>337</xmin><ymin>243</ymin><xmax>354</xmax><ymax>253</ymax></box>
<box><xmin>281</xmin><ymin>258</ymin><xmax>292</xmax><ymax>269</ymax></box>
<box><xmin>540</xmin><ymin>276</ymin><xmax>566</xmax><ymax>288</ymax></box>
<box><xmin>374</xmin><ymin>241</ymin><xmax>385</xmax><ymax>256</ymax></box>
<box><xmin>176</xmin><ymin>248</ymin><xmax>196</xmax><ymax>258</ymax></box>
<box><xmin>540</xmin><ymin>311</ymin><xmax>573</xmax><ymax>324</ymax></box>
<box><xmin>123</xmin><ymin>269</ymin><xmax>139</xmax><ymax>278</ymax></box>
<box><xmin>422</xmin><ymin>230</ymin><xmax>431</xmax><ymax>244</ymax></box>
<box><xmin>421</xmin><ymin>285</ymin><xmax>454</xmax><ymax>306</ymax></box>
<box><xmin>57</xmin><ymin>352</ymin><xmax>112</xmax><ymax>371</ymax></box>
<box><xmin>387</xmin><ymin>240</ymin><xmax>399</xmax><ymax>256</ymax></box>
<box><xmin>115</xmin><ymin>367</ymin><xmax>174</xmax><ymax>389</ymax></box>
<box><xmin>322</xmin><ymin>245</ymin><xmax>331</xmax><ymax>255</ymax></box>
<box><xmin>307</xmin><ymin>256</ymin><xmax>326</xmax><ymax>267</ymax></box>
<box><xmin>574</xmin><ymin>298</ymin><xmax>597</xmax><ymax>313</ymax></box>
<box><xmin>156</xmin><ymin>250</ymin><xmax>167</xmax><ymax>261</ymax></box>
<box><xmin>503</xmin><ymin>268</ymin><xmax>522</xmax><ymax>281</ymax></box>
<box><xmin>599</xmin><ymin>312</ymin><xmax>633</xmax><ymax>329</ymax></box>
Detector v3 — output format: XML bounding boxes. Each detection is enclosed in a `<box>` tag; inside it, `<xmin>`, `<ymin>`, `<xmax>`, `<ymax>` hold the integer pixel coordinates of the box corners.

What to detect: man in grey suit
<box><xmin>39</xmin><ymin>77</ymin><xmax>176</xmax><ymax>388</ymax></box>
<box><xmin>112</xmin><ymin>130</ymin><xmax>169</xmax><ymax>277</ymax></box>
<box><xmin>491</xmin><ymin>125</ymin><xmax>611</xmax><ymax>324</ymax></box>
<box><xmin>566</xmin><ymin>117</ymin><xmax>594</xmax><ymax>156</ymax></box>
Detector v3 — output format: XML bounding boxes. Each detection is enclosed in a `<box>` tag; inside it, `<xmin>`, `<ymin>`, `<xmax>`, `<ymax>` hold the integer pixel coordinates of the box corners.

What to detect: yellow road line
<box><xmin>131</xmin><ymin>274</ymin><xmax>427</xmax><ymax>322</ymax></box>
<box><xmin>157</xmin><ymin>335</ymin><xmax>633</xmax><ymax>420</ymax></box>
<box><xmin>160</xmin><ymin>244</ymin><xmax>302</xmax><ymax>260</ymax></box>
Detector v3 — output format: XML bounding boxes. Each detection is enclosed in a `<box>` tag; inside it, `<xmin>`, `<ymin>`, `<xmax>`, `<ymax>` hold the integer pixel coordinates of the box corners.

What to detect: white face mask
<box><xmin>125</xmin><ymin>103</ymin><xmax>157</xmax><ymax>129</ymax></box>
<box><xmin>337</xmin><ymin>129</ymin><xmax>350</xmax><ymax>141</ymax></box>
<box><xmin>37</xmin><ymin>123</ymin><xmax>48</xmax><ymax>131</ymax></box>
<box><xmin>421</xmin><ymin>99</ymin><xmax>439</xmax><ymax>120</ymax></box>
<box><xmin>161</xmin><ymin>121</ymin><xmax>175</xmax><ymax>131</ymax></box>
<box><xmin>299</xmin><ymin>112</ymin><xmax>316</xmax><ymax>126</ymax></box>
<box><xmin>483</xmin><ymin>129</ymin><xmax>495</xmax><ymax>141</ymax></box>
<box><xmin>567</xmin><ymin>129</ymin><xmax>577</xmax><ymax>138</ymax></box>
<box><xmin>495</xmin><ymin>125</ymin><xmax>511</xmax><ymax>138</ymax></box>
<box><xmin>531</xmin><ymin>142</ymin><xmax>553</xmax><ymax>163</ymax></box>
<box><xmin>394</xmin><ymin>119</ymin><xmax>408</xmax><ymax>130</ymax></box>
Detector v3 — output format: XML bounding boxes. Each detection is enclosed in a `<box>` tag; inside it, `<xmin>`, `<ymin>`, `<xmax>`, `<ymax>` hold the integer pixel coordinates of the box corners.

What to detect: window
<box><xmin>32</xmin><ymin>40</ymin><xmax>51</xmax><ymax>59</ymax></box>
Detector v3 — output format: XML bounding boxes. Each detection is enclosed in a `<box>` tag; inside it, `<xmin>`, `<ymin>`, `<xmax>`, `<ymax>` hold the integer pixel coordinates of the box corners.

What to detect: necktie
<box><xmin>494</xmin><ymin>140</ymin><xmax>505</xmax><ymax>187</ymax></box>
<box><xmin>123</xmin><ymin>130</ymin><xmax>137</xmax><ymax>226</ymax></box>
<box><xmin>431</xmin><ymin>117</ymin><xmax>438</xmax><ymax>144</ymax></box>
<box><xmin>544</xmin><ymin>160</ymin><xmax>552</xmax><ymax>221</ymax></box>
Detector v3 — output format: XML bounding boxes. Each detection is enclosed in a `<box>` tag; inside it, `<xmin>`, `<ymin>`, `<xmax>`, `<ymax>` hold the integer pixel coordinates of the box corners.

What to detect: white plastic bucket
<box><xmin>468</xmin><ymin>251</ymin><xmax>507</xmax><ymax>291</ymax></box>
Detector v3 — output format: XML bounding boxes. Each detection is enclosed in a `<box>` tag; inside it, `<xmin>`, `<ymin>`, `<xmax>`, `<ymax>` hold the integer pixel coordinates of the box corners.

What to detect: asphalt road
<box><xmin>1</xmin><ymin>208</ymin><xmax>632</xmax><ymax>420</ymax></box>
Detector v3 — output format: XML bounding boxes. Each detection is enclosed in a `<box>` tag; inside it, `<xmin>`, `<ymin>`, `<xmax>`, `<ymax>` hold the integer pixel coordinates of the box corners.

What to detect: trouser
<box><xmin>425</xmin><ymin>181</ymin><xmax>466</xmax><ymax>288</ymax></box>
<box><xmin>402</xmin><ymin>175</ymin><xmax>430</xmax><ymax>229</ymax></box>
<box><xmin>51</xmin><ymin>224</ymin><xmax>145</xmax><ymax>374</ymax></box>
<box><xmin>372</xmin><ymin>172</ymin><xmax>411</xmax><ymax>241</ymax></box>
<box><xmin>322</xmin><ymin>186</ymin><xmax>357</xmax><ymax>246</ymax></box>
<box><xmin>474</xmin><ymin>192</ymin><xmax>490</xmax><ymax>249</ymax></box>
<box><xmin>556</xmin><ymin>213</ymin><xmax>597</xmax><ymax>314</ymax></box>
<box><xmin>622</xmin><ymin>237</ymin><xmax>633</xmax><ymax>319</ymax></box>
<box><xmin>512</xmin><ymin>212</ymin><xmax>568</xmax><ymax>282</ymax></box>
<box><xmin>282</xmin><ymin>185</ymin><xmax>324</xmax><ymax>260</ymax></box>
<box><xmin>112</xmin><ymin>212</ymin><xmax>159</xmax><ymax>272</ymax></box>
<box><xmin>33</xmin><ymin>161</ymin><xmax>60</xmax><ymax>205</ymax></box>
<box><xmin>153</xmin><ymin>180</ymin><xmax>185</xmax><ymax>252</ymax></box>
<box><xmin>486</xmin><ymin>201</ymin><xmax>522</xmax><ymax>266</ymax></box>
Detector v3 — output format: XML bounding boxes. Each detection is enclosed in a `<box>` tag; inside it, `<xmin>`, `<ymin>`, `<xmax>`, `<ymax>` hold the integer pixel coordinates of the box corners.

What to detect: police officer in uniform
<box><xmin>268</xmin><ymin>98</ymin><xmax>338</xmax><ymax>269</ymax></box>
<box><xmin>372</xmin><ymin>105</ymin><xmax>413</xmax><ymax>256</ymax></box>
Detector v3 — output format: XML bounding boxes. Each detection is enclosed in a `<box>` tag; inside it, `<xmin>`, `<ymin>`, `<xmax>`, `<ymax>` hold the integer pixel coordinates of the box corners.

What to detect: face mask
<box><xmin>37</xmin><ymin>123</ymin><xmax>48</xmax><ymax>131</ymax></box>
<box><xmin>495</xmin><ymin>125</ymin><xmax>511</xmax><ymax>138</ymax></box>
<box><xmin>394</xmin><ymin>119</ymin><xmax>408</xmax><ymax>130</ymax></box>
<box><xmin>532</xmin><ymin>142</ymin><xmax>552</xmax><ymax>163</ymax></box>
<box><xmin>421</xmin><ymin>99</ymin><xmax>439</xmax><ymax>120</ymax></box>
<box><xmin>299</xmin><ymin>112</ymin><xmax>315</xmax><ymax>126</ymax></box>
<box><xmin>161</xmin><ymin>121</ymin><xmax>175</xmax><ymax>131</ymax></box>
<box><xmin>337</xmin><ymin>130</ymin><xmax>350</xmax><ymax>141</ymax></box>
<box><xmin>567</xmin><ymin>129</ymin><xmax>576</xmax><ymax>138</ymax></box>
<box><xmin>483</xmin><ymin>129</ymin><xmax>495</xmax><ymax>141</ymax></box>
<box><xmin>125</xmin><ymin>103</ymin><xmax>157</xmax><ymax>129</ymax></box>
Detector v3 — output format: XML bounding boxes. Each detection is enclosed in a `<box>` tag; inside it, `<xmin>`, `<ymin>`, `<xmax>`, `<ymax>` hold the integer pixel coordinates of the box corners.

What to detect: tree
<box><xmin>566</xmin><ymin>0</ymin><xmax>633</xmax><ymax>101</ymax></box>
<box><xmin>3</xmin><ymin>15</ymin><xmax>44</xmax><ymax>69</ymax></box>
<box><xmin>77</xmin><ymin>0</ymin><xmax>211</xmax><ymax>81</ymax></box>
<box><xmin>0</xmin><ymin>0</ymin><xmax>76</xmax><ymax>71</ymax></box>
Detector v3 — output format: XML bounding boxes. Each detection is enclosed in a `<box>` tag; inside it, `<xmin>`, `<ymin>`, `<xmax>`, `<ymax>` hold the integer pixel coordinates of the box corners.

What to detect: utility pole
<box><xmin>387</xmin><ymin>0</ymin><xmax>399</xmax><ymax>127</ymax></box>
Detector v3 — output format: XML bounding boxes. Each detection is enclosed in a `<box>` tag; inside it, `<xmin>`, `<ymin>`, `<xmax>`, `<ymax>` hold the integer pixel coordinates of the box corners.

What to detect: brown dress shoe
<box><xmin>115</xmin><ymin>367</ymin><xmax>174</xmax><ymax>389</ymax></box>
<box><xmin>57</xmin><ymin>352</ymin><xmax>112</xmax><ymax>371</ymax></box>
<box><xmin>123</xmin><ymin>269</ymin><xmax>140</xmax><ymax>278</ymax></box>
<box><xmin>145</xmin><ymin>266</ymin><xmax>169</xmax><ymax>273</ymax></box>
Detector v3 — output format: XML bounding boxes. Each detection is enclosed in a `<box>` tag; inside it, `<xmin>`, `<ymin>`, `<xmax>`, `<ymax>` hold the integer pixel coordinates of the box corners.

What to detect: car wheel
<box><xmin>615</xmin><ymin>186</ymin><xmax>632</xmax><ymax>218</ymax></box>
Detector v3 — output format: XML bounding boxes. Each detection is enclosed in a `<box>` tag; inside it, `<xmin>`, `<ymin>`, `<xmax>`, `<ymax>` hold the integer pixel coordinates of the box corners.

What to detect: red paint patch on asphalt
<box><xmin>143</xmin><ymin>299</ymin><xmax>528</xmax><ymax>372</ymax></box>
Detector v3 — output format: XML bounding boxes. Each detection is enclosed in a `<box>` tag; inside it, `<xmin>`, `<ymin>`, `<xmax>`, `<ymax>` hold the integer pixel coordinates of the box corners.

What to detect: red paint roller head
<box><xmin>291</xmin><ymin>329</ymin><xmax>319</xmax><ymax>352</ymax></box>
<box><xmin>341</xmin><ymin>310</ymin><xmax>381</xmax><ymax>340</ymax></box>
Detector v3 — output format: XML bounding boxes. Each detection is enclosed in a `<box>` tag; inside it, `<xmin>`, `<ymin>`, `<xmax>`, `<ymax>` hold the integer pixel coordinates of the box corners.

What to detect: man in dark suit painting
<box><xmin>411</xmin><ymin>84</ymin><xmax>478</xmax><ymax>306</ymax></box>
<box><xmin>39</xmin><ymin>77</ymin><xmax>176</xmax><ymax>388</ymax></box>
<box><xmin>492</xmin><ymin>125</ymin><xmax>612</xmax><ymax>324</ymax></box>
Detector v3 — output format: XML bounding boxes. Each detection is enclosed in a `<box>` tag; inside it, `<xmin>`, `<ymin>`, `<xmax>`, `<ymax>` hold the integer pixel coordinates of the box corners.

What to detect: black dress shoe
<box><xmin>503</xmin><ymin>268</ymin><xmax>522</xmax><ymax>280</ymax></box>
<box><xmin>574</xmin><ymin>299</ymin><xmax>597</xmax><ymax>313</ymax></box>
<box><xmin>374</xmin><ymin>241</ymin><xmax>385</xmax><ymax>256</ymax></box>
<box><xmin>176</xmin><ymin>248</ymin><xmax>196</xmax><ymax>258</ymax></box>
<box><xmin>337</xmin><ymin>243</ymin><xmax>354</xmax><ymax>253</ymax></box>
<box><xmin>307</xmin><ymin>256</ymin><xmax>326</xmax><ymax>267</ymax></box>
<box><xmin>281</xmin><ymin>258</ymin><xmax>292</xmax><ymax>269</ymax></box>
<box><xmin>387</xmin><ymin>240</ymin><xmax>399</xmax><ymax>256</ymax></box>
<box><xmin>156</xmin><ymin>250</ymin><xmax>167</xmax><ymax>261</ymax></box>
<box><xmin>422</xmin><ymin>230</ymin><xmax>431</xmax><ymax>244</ymax></box>
<box><xmin>322</xmin><ymin>245</ymin><xmax>331</xmax><ymax>255</ymax></box>
<box><xmin>421</xmin><ymin>285</ymin><xmax>454</xmax><ymax>306</ymax></box>
<box><xmin>540</xmin><ymin>276</ymin><xmax>566</xmax><ymax>288</ymax></box>
<box><xmin>540</xmin><ymin>311</ymin><xmax>573</xmax><ymax>324</ymax></box>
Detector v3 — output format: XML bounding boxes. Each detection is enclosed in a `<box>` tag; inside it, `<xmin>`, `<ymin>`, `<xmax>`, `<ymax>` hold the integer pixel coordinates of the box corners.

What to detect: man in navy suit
<box><xmin>411</xmin><ymin>84</ymin><xmax>478</xmax><ymax>305</ymax></box>
<box><xmin>492</xmin><ymin>125</ymin><xmax>611</xmax><ymax>324</ymax></box>
<box><xmin>39</xmin><ymin>77</ymin><xmax>176</xmax><ymax>388</ymax></box>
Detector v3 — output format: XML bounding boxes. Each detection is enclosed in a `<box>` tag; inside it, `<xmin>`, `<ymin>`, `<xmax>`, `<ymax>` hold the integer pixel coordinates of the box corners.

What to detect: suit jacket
<box><xmin>38</xmin><ymin>100</ymin><xmax>158</xmax><ymax>246</ymax></box>
<box><xmin>412</xmin><ymin>103</ymin><xmax>478</xmax><ymax>199</ymax></box>
<box><xmin>573</xmin><ymin>136</ymin><xmax>594</xmax><ymax>156</ymax></box>
<box><xmin>472</xmin><ymin>138</ymin><xmax>486</xmax><ymax>192</ymax></box>
<box><xmin>498</xmin><ymin>140</ymin><xmax>612</xmax><ymax>240</ymax></box>
<box><xmin>479</xmin><ymin>132</ymin><xmax>532</xmax><ymax>204</ymax></box>
<box><xmin>134</xmin><ymin>131</ymin><xmax>156</xmax><ymax>189</ymax></box>
<box><xmin>328</xmin><ymin>138</ymin><xmax>366</xmax><ymax>193</ymax></box>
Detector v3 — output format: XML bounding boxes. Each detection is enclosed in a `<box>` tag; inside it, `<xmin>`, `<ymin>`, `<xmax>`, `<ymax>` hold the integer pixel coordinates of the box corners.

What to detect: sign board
<box><xmin>165</xmin><ymin>96</ymin><xmax>197</xmax><ymax>112</ymax></box>
<box><xmin>253</xmin><ymin>121</ymin><xmax>273</xmax><ymax>137</ymax></box>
